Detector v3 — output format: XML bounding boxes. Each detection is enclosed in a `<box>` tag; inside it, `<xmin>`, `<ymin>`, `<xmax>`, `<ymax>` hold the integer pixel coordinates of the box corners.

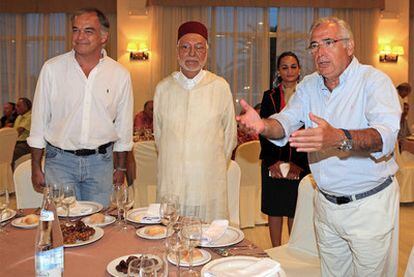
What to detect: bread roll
<box><xmin>144</xmin><ymin>226</ymin><xmax>165</xmax><ymax>236</ymax></box>
<box><xmin>182</xmin><ymin>249</ymin><xmax>203</xmax><ymax>262</ymax></box>
<box><xmin>88</xmin><ymin>213</ymin><xmax>105</xmax><ymax>224</ymax></box>
<box><xmin>23</xmin><ymin>214</ymin><xmax>39</xmax><ymax>225</ymax></box>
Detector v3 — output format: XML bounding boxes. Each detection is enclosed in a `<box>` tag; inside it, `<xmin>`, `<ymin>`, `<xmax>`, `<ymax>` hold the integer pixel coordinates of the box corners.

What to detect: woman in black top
<box><xmin>259</xmin><ymin>51</ymin><xmax>310</xmax><ymax>247</ymax></box>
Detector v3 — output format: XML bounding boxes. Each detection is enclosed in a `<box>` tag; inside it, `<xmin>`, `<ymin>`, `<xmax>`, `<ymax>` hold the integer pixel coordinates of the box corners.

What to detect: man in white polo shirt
<box><xmin>28</xmin><ymin>8</ymin><xmax>133</xmax><ymax>206</ymax></box>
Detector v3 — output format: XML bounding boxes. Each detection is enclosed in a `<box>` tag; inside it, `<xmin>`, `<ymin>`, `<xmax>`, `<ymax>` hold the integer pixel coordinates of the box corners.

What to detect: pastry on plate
<box><xmin>144</xmin><ymin>226</ymin><xmax>165</xmax><ymax>236</ymax></box>
<box><xmin>88</xmin><ymin>213</ymin><xmax>105</xmax><ymax>224</ymax></box>
<box><xmin>22</xmin><ymin>214</ymin><xmax>39</xmax><ymax>225</ymax></box>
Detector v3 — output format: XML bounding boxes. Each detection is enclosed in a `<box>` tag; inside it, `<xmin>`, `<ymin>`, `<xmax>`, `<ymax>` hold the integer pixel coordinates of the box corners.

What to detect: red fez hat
<box><xmin>177</xmin><ymin>21</ymin><xmax>208</xmax><ymax>42</ymax></box>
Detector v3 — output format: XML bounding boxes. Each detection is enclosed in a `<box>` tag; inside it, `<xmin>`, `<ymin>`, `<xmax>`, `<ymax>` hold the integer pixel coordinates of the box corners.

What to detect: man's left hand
<box><xmin>289</xmin><ymin>113</ymin><xmax>343</xmax><ymax>152</ymax></box>
<box><xmin>113</xmin><ymin>169</ymin><xmax>125</xmax><ymax>186</ymax></box>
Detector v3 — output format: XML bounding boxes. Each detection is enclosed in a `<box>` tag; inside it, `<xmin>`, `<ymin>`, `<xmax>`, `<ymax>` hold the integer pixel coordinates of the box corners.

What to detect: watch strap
<box><xmin>340</xmin><ymin>129</ymin><xmax>352</xmax><ymax>140</ymax></box>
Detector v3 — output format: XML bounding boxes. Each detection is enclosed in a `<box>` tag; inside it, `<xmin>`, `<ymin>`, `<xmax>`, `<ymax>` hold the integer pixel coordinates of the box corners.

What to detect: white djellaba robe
<box><xmin>154</xmin><ymin>70</ymin><xmax>237</xmax><ymax>222</ymax></box>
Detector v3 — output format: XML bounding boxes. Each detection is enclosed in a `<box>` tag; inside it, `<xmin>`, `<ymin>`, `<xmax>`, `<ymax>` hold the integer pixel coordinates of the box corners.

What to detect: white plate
<box><xmin>0</xmin><ymin>209</ymin><xmax>16</xmax><ymax>223</ymax></box>
<box><xmin>11</xmin><ymin>217</ymin><xmax>38</xmax><ymax>229</ymax></box>
<box><xmin>64</xmin><ymin>226</ymin><xmax>104</xmax><ymax>248</ymax></box>
<box><xmin>136</xmin><ymin>225</ymin><xmax>167</xmax><ymax>240</ymax></box>
<box><xmin>167</xmin><ymin>249</ymin><xmax>211</xmax><ymax>267</ymax></box>
<box><xmin>57</xmin><ymin>201</ymin><xmax>103</xmax><ymax>217</ymax></box>
<box><xmin>201</xmin><ymin>256</ymin><xmax>286</xmax><ymax>277</ymax></box>
<box><xmin>106</xmin><ymin>253</ymin><xmax>163</xmax><ymax>277</ymax></box>
<box><xmin>126</xmin><ymin>207</ymin><xmax>161</xmax><ymax>224</ymax></box>
<box><xmin>81</xmin><ymin>214</ymin><xmax>116</xmax><ymax>228</ymax></box>
<box><xmin>200</xmin><ymin>225</ymin><xmax>244</xmax><ymax>247</ymax></box>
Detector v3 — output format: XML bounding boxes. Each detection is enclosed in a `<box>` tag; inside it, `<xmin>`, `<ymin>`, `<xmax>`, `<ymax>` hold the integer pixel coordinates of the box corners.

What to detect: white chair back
<box><xmin>234</xmin><ymin>140</ymin><xmax>267</xmax><ymax>228</ymax></box>
<box><xmin>394</xmin><ymin>143</ymin><xmax>414</xmax><ymax>203</ymax></box>
<box><xmin>0</xmin><ymin>128</ymin><xmax>18</xmax><ymax>192</ymax></box>
<box><xmin>288</xmin><ymin>174</ymin><xmax>319</xmax><ymax>256</ymax></box>
<box><xmin>14</xmin><ymin>159</ymin><xmax>43</xmax><ymax>209</ymax></box>
<box><xmin>265</xmin><ymin>174</ymin><xmax>321</xmax><ymax>277</ymax></box>
<box><xmin>405</xmin><ymin>246</ymin><xmax>414</xmax><ymax>277</ymax></box>
<box><xmin>227</xmin><ymin>160</ymin><xmax>241</xmax><ymax>228</ymax></box>
<box><xmin>133</xmin><ymin>141</ymin><xmax>158</xmax><ymax>207</ymax></box>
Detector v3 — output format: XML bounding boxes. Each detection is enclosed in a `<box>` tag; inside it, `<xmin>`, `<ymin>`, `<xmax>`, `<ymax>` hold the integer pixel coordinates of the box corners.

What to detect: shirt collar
<box><xmin>70</xmin><ymin>49</ymin><xmax>108</xmax><ymax>64</ymax></box>
<box><xmin>173</xmin><ymin>70</ymin><xmax>206</xmax><ymax>90</ymax></box>
<box><xmin>318</xmin><ymin>56</ymin><xmax>358</xmax><ymax>90</ymax></box>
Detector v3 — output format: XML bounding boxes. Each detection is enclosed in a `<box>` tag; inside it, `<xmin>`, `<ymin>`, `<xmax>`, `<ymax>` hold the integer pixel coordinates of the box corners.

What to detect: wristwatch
<box><xmin>338</xmin><ymin>129</ymin><xmax>353</xmax><ymax>151</ymax></box>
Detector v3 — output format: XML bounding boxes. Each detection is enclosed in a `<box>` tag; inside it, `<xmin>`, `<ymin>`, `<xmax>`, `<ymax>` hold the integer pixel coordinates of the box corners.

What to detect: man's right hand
<box><xmin>236</xmin><ymin>99</ymin><xmax>265</xmax><ymax>134</ymax></box>
<box><xmin>31</xmin><ymin>166</ymin><xmax>45</xmax><ymax>193</ymax></box>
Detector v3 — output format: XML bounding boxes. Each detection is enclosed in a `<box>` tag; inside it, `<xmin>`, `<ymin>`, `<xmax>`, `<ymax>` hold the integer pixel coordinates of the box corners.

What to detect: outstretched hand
<box><xmin>289</xmin><ymin>113</ymin><xmax>342</xmax><ymax>152</ymax></box>
<box><xmin>235</xmin><ymin>99</ymin><xmax>265</xmax><ymax>134</ymax></box>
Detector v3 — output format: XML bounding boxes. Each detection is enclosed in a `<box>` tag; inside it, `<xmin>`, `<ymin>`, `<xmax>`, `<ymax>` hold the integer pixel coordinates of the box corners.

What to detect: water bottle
<box><xmin>35</xmin><ymin>186</ymin><xmax>64</xmax><ymax>277</ymax></box>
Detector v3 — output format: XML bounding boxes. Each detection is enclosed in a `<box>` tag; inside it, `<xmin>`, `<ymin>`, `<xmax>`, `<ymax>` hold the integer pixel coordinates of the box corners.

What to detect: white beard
<box><xmin>178</xmin><ymin>56</ymin><xmax>207</xmax><ymax>73</ymax></box>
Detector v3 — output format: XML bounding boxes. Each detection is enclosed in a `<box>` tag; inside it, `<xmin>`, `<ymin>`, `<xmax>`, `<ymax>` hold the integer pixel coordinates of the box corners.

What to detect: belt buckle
<box><xmin>336</xmin><ymin>196</ymin><xmax>351</xmax><ymax>205</ymax></box>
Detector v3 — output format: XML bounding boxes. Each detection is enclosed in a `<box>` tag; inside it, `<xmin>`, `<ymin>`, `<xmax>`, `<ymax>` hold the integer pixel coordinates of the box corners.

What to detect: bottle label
<box><xmin>40</xmin><ymin>209</ymin><xmax>54</xmax><ymax>221</ymax></box>
<box><xmin>35</xmin><ymin>246</ymin><xmax>64</xmax><ymax>276</ymax></box>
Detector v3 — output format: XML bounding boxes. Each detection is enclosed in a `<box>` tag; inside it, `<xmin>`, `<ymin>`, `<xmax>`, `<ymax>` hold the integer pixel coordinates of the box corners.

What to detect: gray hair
<box><xmin>71</xmin><ymin>8</ymin><xmax>110</xmax><ymax>34</ymax></box>
<box><xmin>309</xmin><ymin>17</ymin><xmax>354</xmax><ymax>42</ymax></box>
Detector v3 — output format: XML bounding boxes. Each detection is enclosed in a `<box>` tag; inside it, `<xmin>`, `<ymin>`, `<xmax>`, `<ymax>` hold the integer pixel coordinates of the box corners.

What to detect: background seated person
<box><xmin>12</xmin><ymin>97</ymin><xmax>32</xmax><ymax>169</ymax></box>
<box><xmin>397</xmin><ymin>82</ymin><xmax>411</xmax><ymax>108</ymax></box>
<box><xmin>133</xmin><ymin>100</ymin><xmax>154</xmax><ymax>141</ymax></box>
<box><xmin>1</xmin><ymin>102</ymin><xmax>17</xmax><ymax>128</ymax></box>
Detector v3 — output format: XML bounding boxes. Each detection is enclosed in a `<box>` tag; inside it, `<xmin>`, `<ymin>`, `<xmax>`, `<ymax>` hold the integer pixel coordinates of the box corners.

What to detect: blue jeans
<box><xmin>44</xmin><ymin>143</ymin><xmax>113</xmax><ymax>207</ymax></box>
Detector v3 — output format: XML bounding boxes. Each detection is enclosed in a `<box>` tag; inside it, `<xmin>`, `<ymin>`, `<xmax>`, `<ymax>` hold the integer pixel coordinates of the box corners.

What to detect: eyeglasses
<box><xmin>307</xmin><ymin>38</ymin><xmax>349</xmax><ymax>54</ymax></box>
<box><xmin>178</xmin><ymin>43</ymin><xmax>207</xmax><ymax>54</ymax></box>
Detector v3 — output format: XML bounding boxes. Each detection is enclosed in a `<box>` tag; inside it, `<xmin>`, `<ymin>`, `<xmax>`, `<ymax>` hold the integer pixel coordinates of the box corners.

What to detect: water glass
<box><xmin>61</xmin><ymin>184</ymin><xmax>76</xmax><ymax>222</ymax></box>
<box><xmin>0</xmin><ymin>187</ymin><xmax>9</xmax><ymax>234</ymax></box>
<box><xmin>165</xmin><ymin>221</ymin><xmax>184</xmax><ymax>275</ymax></box>
<box><xmin>181</xmin><ymin>217</ymin><xmax>202</xmax><ymax>277</ymax></box>
<box><xmin>160</xmin><ymin>194</ymin><xmax>179</xmax><ymax>225</ymax></box>
<box><xmin>49</xmin><ymin>184</ymin><xmax>63</xmax><ymax>208</ymax></box>
<box><xmin>128</xmin><ymin>256</ymin><xmax>157</xmax><ymax>277</ymax></box>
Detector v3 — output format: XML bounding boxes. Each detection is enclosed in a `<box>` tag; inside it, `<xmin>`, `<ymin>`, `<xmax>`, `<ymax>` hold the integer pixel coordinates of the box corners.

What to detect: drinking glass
<box><xmin>61</xmin><ymin>184</ymin><xmax>76</xmax><ymax>222</ymax></box>
<box><xmin>0</xmin><ymin>187</ymin><xmax>9</xmax><ymax>234</ymax></box>
<box><xmin>159</xmin><ymin>194</ymin><xmax>179</xmax><ymax>226</ymax></box>
<box><xmin>122</xmin><ymin>185</ymin><xmax>135</xmax><ymax>230</ymax></box>
<box><xmin>181</xmin><ymin>217</ymin><xmax>202</xmax><ymax>277</ymax></box>
<box><xmin>165</xmin><ymin>221</ymin><xmax>184</xmax><ymax>276</ymax></box>
<box><xmin>128</xmin><ymin>256</ymin><xmax>157</xmax><ymax>277</ymax></box>
<box><xmin>49</xmin><ymin>184</ymin><xmax>63</xmax><ymax>208</ymax></box>
<box><xmin>111</xmin><ymin>184</ymin><xmax>126</xmax><ymax>227</ymax></box>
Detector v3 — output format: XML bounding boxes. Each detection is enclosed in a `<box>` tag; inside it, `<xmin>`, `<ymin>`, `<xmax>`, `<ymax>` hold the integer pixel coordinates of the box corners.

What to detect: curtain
<box><xmin>149</xmin><ymin>6</ymin><xmax>269</xmax><ymax>110</ymax></box>
<box><xmin>276</xmin><ymin>8</ymin><xmax>379</xmax><ymax>78</ymax></box>
<box><xmin>0</xmin><ymin>13</ymin><xmax>117</xmax><ymax>105</ymax></box>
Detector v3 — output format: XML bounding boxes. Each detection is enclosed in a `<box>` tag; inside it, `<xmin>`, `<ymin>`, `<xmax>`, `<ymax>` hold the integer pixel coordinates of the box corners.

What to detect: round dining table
<box><xmin>0</xmin><ymin>209</ymin><xmax>270</xmax><ymax>277</ymax></box>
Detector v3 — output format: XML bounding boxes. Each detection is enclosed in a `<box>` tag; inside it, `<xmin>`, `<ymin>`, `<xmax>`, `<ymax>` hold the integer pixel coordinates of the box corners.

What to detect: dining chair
<box><xmin>394</xmin><ymin>143</ymin><xmax>414</xmax><ymax>203</ymax></box>
<box><xmin>14</xmin><ymin>159</ymin><xmax>43</xmax><ymax>209</ymax></box>
<box><xmin>265</xmin><ymin>174</ymin><xmax>321</xmax><ymax>276</ymax></box>
<box><xmin>234</xmin><ymin>140</ymin><xmax>267</xmax><ymax>228</ymax></box>
<box><xmin>133</xmin><ymin>140</ymin><xmax>158</xmax><ymax>207</ymax></box>
<box><xmin>227</xmin><ymin>160</ymin><xmax>241</xmax><ymax>228</ymax></box>
<box><xmin>405</xmin><ymin>246</ymin><xmax>414</xmax><ymax>277</ymax></box>
<box><xmin>0</xmin><ymin>127</ymin><xmax>18</xmax><ymax>193</ymax></box>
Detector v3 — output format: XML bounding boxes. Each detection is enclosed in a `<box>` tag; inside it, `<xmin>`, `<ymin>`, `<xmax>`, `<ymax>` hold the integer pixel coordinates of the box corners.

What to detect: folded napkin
<box><xmin>204</xmin><ymin>258</ymin><xmax>281</xmax><ymax>277</ymax></box>
<box><xmin>202</xmin><ymin>219</ymin><xmax>228</xmax><ymax>245</ymax></box>
<box><xmin>141</xmin><ymin>203</ymin><xmax>161</xmax><ymax>223</ymax></box>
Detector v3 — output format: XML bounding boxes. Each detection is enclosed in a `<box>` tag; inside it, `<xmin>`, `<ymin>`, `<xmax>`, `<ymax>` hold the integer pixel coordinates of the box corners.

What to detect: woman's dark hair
<box><xmin>18</xmin><ymin>97</ymin><xmax>32</xmax><ymax>111</ymax></box>
<box><xmin>273</xmin><ymin>51</ymin><xmax>301</xmax><ymax>88</ymax></box>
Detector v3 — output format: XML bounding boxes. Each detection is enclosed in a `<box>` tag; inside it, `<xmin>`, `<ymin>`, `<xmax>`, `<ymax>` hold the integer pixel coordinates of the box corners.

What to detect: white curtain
<box><xmin>0</xmin><ymin>13</ymin><xmax>117</xmax><ymax>105</ymax></box>
<box><xmin>149</xmin><ymin>6</ymin><xmax>270</xmax><ymax>110</ymax></box>
<box><xmin>277</xmin><ymin>8</ymin><xmax>380</xmax><ymax>77</ymax></box>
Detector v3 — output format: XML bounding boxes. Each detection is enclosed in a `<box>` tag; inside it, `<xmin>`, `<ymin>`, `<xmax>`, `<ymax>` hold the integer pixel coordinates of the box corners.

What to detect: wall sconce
<box><xmin>127</xmin><ymin>42</ymin><xmax>149</xmax><ymax>61</ymax></box>
<box><xmin>379</xmin><ymin>44</ymin><xmax>404</xmax><ymax>63</ymax></box>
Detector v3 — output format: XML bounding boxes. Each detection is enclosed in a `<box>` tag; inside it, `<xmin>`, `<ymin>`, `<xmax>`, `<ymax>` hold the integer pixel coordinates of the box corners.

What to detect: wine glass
<box><xmin>128</xmin><ymin>256</ymin><xmax>157</xmax><ymax>277</ymax></box>
<box><xmin>49</xmin><ymin>184</ymin><xmax>63</xmax><ymax>208</ymax></box>
<box><xmin>0</xmin><ymin>187</ymin><xmax>9</xmax><ymax>234</ymax></box>
<box><xmin>159</xmin><ymin>194</ymin><xmax>179</xmax><ymax>226</ymax></box>
<box><xmin>181</xmin><ymin>217</ymin><xmax>202</xmax><ymax>277</ymax></box>
<box><xmin>165</xmin><ymin>221</ymin><xmax>184</xmax><ymax>276</ymax></box>
<box><xmin>111</xmin><ymin>184</ymin><xmax>126</xmax><ymax>227</ymax></box>
<box><xmin>61</xmin><ymin>184</ymin><xmax>76</xmax><ymax>223</ymax></box>
<box><xmin>122</xmin><ymin>185</ymin><xmax>135</xmax><ymax>230</ymax></box>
